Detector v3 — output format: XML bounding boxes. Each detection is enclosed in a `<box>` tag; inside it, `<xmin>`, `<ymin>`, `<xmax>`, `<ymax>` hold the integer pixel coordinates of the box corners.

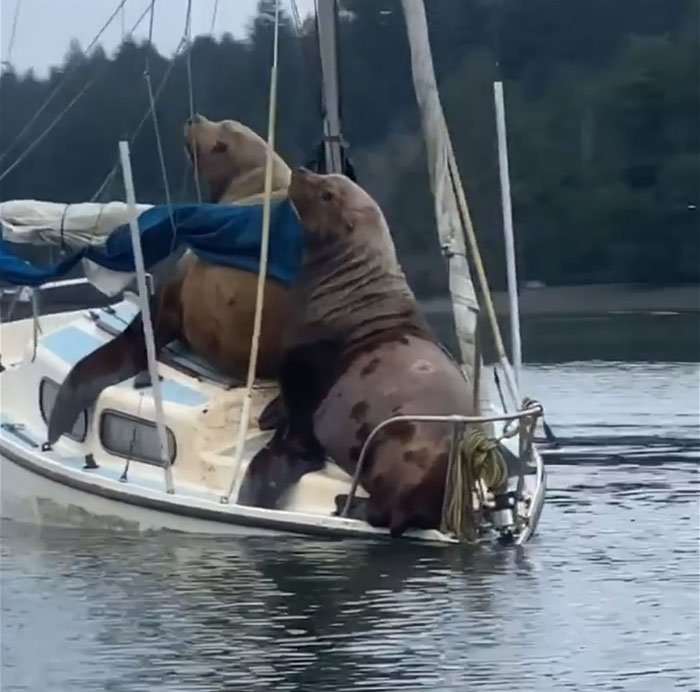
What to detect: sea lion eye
<box><xmin>321</xmin><ymin>189</ymin><xmax>333</xmax><ymax>202</ymax></box>
<box><xmin>212</xmin><ymin>140</ymin><xmax>228</xmax><ymax>154</ymax></box>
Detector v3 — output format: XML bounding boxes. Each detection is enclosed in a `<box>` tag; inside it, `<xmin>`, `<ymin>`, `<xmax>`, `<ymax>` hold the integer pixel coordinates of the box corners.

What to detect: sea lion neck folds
<box><xmin>287</xmin><ymin>168</ymin><xmax>434</xmax><ymax>354</ymax></box>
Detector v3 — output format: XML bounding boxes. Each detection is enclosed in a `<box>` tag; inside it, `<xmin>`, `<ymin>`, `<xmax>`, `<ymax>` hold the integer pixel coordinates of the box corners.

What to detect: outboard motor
<box><xmin>486</xmin><ymin>489</ymin><xmax>522</xmax><ymax>544</ymax></box>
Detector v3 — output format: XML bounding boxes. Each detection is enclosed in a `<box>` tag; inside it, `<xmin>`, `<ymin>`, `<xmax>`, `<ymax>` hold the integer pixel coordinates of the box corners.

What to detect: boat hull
<box><xmin>0</xmin><ymin>450</ymin><xmax>275</xmax><ymax>536</ymax></box>
<box><xmin>0</xmin><ymin>440</ymin><xmax>459</xmax><ymax>544</ymax></box>
<box><xmin>0</xmin><ymin>301</ymin><xmax>544</xmax><ymax>546</ymax></box>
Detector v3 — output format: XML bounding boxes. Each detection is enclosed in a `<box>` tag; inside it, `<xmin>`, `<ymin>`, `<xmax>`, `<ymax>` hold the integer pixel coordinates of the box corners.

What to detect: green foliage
<box><xmin>0</xmin><ymin>0</ymin><xmax>697</xmax><ymax>293</ymax></box>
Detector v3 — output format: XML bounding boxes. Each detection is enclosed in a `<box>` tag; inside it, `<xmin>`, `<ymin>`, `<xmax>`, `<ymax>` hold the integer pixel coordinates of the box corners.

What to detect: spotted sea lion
<box><xmin>237</xmin><ymin>168</ymin><xmax>476</xmax><ymax>537</ymax></box>
<box><xmin>46</xmin><ymin>114</ymin><xmax>293</xmax><ymax>445</ymax></box>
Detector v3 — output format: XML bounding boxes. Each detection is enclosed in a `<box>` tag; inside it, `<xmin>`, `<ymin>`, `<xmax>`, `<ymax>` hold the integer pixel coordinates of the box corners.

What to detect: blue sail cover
<box><xmin>0</xmin><ymin>198</ymin><xmax>305</xmax><ymax>288</ymax></box>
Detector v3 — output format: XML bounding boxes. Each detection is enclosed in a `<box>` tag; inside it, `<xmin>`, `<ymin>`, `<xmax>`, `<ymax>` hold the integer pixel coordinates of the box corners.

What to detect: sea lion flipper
<box><xmin>46</xmin><ymin>294</ymin><xmax>181</xmax><ymax>445</ymax></box>
<box><xmin>47</xmin><ymin>313</ymin><xmax>147</xmax><ymax>444</ymax></box>
<box><xmin>258</xmin><ymin>395</ymin><xmax>286</xmax><ymax>431</ymax></box>
<box><xmin>333</xmin><ymin>493</ymin><xmax>369</xmax><ymax>520</ymax></box>
<box><xmin>237</xmin><ymin>428</ymin><xmax>325</xmax><ymax>508</ymax></box>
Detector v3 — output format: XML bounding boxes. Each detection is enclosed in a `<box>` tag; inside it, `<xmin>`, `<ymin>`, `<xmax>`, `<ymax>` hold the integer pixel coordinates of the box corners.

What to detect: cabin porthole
<box><xmin>39</xmin><ymin>378</ymin><xmax>88</xmax><ymax>442</ymax></box>
<box><xmin>99</xmin><ymin>410</ymin><xmax>177</xmax><ymax>467</ymax></box>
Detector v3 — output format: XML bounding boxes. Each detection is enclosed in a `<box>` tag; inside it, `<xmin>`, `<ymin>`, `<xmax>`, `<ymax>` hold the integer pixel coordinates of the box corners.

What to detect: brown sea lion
<box><xmin>237</xmin><ymin>168</ymin><xmax>476</xmax><ymax>537</ymax></box>
<box><xmin>46</xmin><ymin>114</ymin><xmax>292</xmax><ymax>445</ymax></box>
<box><xmin>178</xmin><ymin>114</ymin><xmax>292</xmax><ymax>377</ymax></box>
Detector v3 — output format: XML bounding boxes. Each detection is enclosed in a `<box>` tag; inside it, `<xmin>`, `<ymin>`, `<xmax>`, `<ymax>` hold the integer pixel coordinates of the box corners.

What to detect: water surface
<box><xmin>1</xmin><ymin>312</ymin><xmax>699</xmax><ymax>691</ymax></box>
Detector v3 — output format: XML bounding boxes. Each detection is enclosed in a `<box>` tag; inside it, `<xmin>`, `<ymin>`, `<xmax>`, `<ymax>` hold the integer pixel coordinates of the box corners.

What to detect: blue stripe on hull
<box><xmin>41</xmin><ymin>326</ymin><xmax>208</xmax><ymax>408</ymax></box>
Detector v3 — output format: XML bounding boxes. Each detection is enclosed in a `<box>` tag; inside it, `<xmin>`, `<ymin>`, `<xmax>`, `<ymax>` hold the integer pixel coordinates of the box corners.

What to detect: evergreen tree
<box><xmin>0</xmin><ymin>0</ymin><xmax>697</xmax><ymax>292</ymax></box>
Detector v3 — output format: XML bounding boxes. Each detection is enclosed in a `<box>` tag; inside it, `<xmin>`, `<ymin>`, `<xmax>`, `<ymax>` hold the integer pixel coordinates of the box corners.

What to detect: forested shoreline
<box><xmin>1</xmin><ymin>0</ymin><xmax>698</xmax><ymax>297</ymax></box>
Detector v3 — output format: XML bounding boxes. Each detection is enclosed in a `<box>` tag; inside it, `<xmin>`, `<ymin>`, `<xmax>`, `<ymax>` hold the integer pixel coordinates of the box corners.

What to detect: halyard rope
<box><xmin>222</xmin><ymin>0</ymin><xmax>282</xmax><ymax>503</ymax></box>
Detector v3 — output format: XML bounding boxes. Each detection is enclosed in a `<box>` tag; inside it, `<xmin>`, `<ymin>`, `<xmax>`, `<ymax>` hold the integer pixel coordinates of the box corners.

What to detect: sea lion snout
<box><xmin>290</xmin><ymin>166</ymin><xmax>314</xmax><ymax>190</ymax></box>
<box><xmin>183</xmin><ymin>113</ymin><xmax>209</xmax><ymax>142</ymax></box>
<box><xmin>289</xmin><ymin>167</ymin><xmax>315</xmax><ymax>215</ymax></box>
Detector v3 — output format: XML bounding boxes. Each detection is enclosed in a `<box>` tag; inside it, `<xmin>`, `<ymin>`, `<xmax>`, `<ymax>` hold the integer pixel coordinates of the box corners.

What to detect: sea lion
<box><xmin>237</xmin><ymin>168</ymin><xmax>476</xmax><ymax>537</ymax></box>
<box><xmin>46</xmin><ymin>114</ymin><xmax>293</xmax><ymax>445</ymax></box>
<box><xmin>178</xmin><ymin>116</ymin><xmax>293</xmax><ymax>376</ymax></box>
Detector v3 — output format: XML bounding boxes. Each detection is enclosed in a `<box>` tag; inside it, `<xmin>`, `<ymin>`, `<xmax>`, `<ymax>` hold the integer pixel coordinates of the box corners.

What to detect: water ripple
<box><xmin>2</xmin><ymin>361</ymin><xmax>699</xmax><ymax>691</ymax></box>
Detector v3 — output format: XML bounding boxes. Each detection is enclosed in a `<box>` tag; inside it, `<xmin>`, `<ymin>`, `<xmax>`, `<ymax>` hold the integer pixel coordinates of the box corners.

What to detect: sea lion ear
<box><xmin>211</xmin><ymin>140</ymin><xmax>228</xmax><ymax>154</ymax></box>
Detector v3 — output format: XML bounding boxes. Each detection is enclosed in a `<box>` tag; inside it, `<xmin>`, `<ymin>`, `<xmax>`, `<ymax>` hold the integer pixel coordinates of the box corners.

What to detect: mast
<box><xmin>314</xmin><ymin>0</ymin><xmax>350</xmax><ymax>176</ymax></box>
<box><xmin>399</xmin><ymin>0</ymin><xmax>480</xmax><ymax>383</ymax></box>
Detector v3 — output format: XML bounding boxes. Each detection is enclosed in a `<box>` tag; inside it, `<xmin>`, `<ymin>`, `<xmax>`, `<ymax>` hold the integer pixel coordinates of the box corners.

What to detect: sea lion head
<box><xmin>289</xmin><ymin>167</ymin><xmax>394</xmax><ymax>255</ymax></box>
<box><xmin>184</xmin><ymin>113</ymin><xmax>290</xmax><ymax>202</ymax></box>
<box><xmin>286</xmin><ymin>167</ymin><xmax>422</xmax><ymax>345</ymax></box>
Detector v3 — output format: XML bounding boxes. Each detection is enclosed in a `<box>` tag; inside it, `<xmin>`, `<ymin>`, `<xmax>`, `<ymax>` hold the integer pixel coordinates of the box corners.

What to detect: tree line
<box><xmin>1</xmin><ymin>0</ymin><xmax>698</xmax><ymax>296</ymax></box>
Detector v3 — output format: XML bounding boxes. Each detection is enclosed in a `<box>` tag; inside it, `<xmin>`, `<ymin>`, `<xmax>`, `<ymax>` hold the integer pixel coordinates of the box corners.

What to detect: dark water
<box><xmin>1</xmin><ymin>311</ymin><xmax>699</xmax><ymax>691</ymax></box>
<box><xmin>428</xmin><ymin>309</ymin><xmax>700</xmax><ymax>365</ymax></box>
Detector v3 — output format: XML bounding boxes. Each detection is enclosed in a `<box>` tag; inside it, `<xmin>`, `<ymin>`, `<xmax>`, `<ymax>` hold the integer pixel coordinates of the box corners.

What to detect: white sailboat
<box><xmin>0</xmin><ymin>0</ymin><xmax>546</xmax><ymax>545</ymax></box>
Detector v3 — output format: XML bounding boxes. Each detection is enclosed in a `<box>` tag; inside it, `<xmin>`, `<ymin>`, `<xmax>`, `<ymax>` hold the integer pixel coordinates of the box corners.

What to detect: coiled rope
<box><xmin>440</xmin><ymin>395</ymin><xmax>545</xmax><ymax>541</ymax></box>
<box><xmin>440</xmin><ymin>426</ymin><xmax>509</xmax><ymax>542</ymax></box>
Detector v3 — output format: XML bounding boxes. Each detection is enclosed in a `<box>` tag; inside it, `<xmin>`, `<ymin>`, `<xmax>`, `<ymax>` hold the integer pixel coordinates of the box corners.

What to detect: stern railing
<box><xmin>340</xmin><ymin>401</ymin><xmax>545</xmax><ymax>543</ymax></box>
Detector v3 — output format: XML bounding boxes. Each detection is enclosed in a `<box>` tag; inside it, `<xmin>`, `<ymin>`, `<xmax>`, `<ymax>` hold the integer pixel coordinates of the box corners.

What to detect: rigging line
<box><xmin>0</xmin><ymin>0</ymin><xmax>130</xmax><ymax>165</ymax></box>
<box><xmin>4</xmin><ymin>0</ymin><xmax>22</xmax><ymax>67</ymax></box>
<box><xmin>134</xmin><ymin>0</ymin><xmax>180</xmax><ymax>340</ymax></box>
<box><xmin>91</xmin><ymin>0</ymin><xmax>190</xmax><ymax>207</ymax></box>
<box><xmin>87</xmin><ymin>21</ymin><xmax>159</xmax><ymax>210</ymax></box>
<box><xmin>290</xmin><ymin>0</ymin><xmax>302</xmax><ymax>32</ymax></box>
<box><xmin>145</xmin><ymin>0</ymin><xmax>156</xmax><ymax>69</ymax></box>
<box><xmin>1</xmin><ymin>0</ymin><xmax>153</xmax><ymax>189</ymax></box>
<box><xmin>89</xmin><ymin>5</ymin><xmax>177</xmax><ymax>202</ymax></box>
<box><xmin>126</xmin><ymin>0</ymin><xmax>155</xmax><ymax>44</ymax></box>
<box><xmin>143</xmin><ymin>0</ymin><xmax>178</xmax><ymax>254</ymax></box>
<box><xmin>0</xmin><ymin>78</ymin><xmax>95</xmax><ymax>183</ymax></box>
<box><xmin>89</xmin><ymin>35</ymin><xmax>188</xmax><ymax>203</ymax></box>
<box><xmin>210</xmin><ymin>0</ymin><xmax>219</xmax><ymax>34</ymax></box>
<box><xmin>291</xmin><ymin>0</ymin><xmax>333</xmax><ymax>170</ymax></box>
<box><xmin>177</xmin><ymin>149</ymin><xmax>191</xmax><ymax>201</ymax></box>
<box><xmin>289</xmin><ymin>0</ymin><xmax>314</xmax><ymax>86</ymax></box>
<box><xmin>184</xmin><ymin>0</ymin><xmax>202</xmax><ymax>203</ymax></box>
<box><xmin>223</xmin><ymin>0</ymin><xmax>282</xmax><ymax>503</ymax></box>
